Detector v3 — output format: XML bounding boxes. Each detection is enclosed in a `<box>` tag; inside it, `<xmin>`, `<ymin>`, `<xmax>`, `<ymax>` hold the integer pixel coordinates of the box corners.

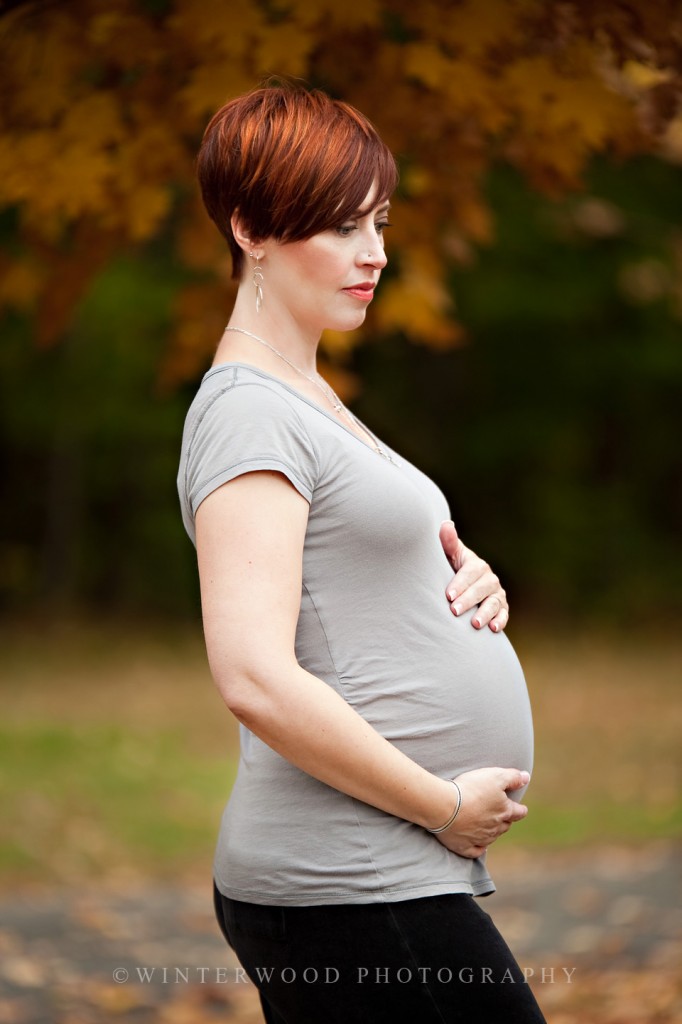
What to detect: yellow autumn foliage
<box><xmin>0</xmin><ymin>0</ymin><xmax>679</xmax><ymax>380</ymax></box>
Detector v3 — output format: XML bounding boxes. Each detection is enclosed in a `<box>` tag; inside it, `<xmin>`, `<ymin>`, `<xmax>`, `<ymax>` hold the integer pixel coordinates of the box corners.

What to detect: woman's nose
<box><xmin>358</xmin><ymin>244</ymin><xmax>387</xmax><ymax>270</ymax></box>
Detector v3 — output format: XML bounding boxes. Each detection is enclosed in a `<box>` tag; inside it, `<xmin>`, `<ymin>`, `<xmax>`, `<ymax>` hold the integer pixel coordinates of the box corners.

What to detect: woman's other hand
<box><xmin>433</xmin><ymin>767</ymin><xmax>530</xmax><ymax>858</ymax></box>
<box><xmin>439</xmin><ymin>520</ymin><xmax>509</xmax><ymax>633</ymax></box>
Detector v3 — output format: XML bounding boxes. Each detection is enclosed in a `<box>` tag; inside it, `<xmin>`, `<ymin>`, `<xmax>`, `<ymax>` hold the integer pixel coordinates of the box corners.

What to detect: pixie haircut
<box><xmin>196</xmin><ymin>83</ymin><xmax>399</xmax><ymax>279</ymax></box>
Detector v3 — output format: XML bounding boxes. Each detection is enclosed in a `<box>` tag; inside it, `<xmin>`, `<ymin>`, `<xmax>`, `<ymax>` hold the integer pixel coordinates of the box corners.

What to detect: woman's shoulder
<box><xmin>187</xmin><ymin>362</ymin><xmax>310</xmax><ymax>427</ymax></box>
<box><xmin>200</xmin><ymin>361</ymin><xmax>298</xmax><ymax>400</ymax></box>
<box><xmin>178</xmin><ymin>362</ymin><xmax>321</xmax><ymax>522</ymax></box>
<box><xmin>182</xmin><ymin>362</ymin><xmax>319</xmax><ymax>466</ymax></box>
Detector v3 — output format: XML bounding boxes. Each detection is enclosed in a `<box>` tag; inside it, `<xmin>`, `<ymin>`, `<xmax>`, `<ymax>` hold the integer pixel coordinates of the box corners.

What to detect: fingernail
<box><xmin>447</xmin><ymin>591</ymin><xmax>456</xmax><ymax>602</ymax></box>
<box><xmin>453</xmin><ymin>603</ymin><xmax>462</xmax><ymax>616</ymax></box>
<box><xmin>472</xmin><ymin>617</ymin><xmax>480</xmax><ymax>628</ymax></box>
<box><xmin>491</xmin><ymin>622</ymin><xmax>499</xmax><ymax>632</ymax></box>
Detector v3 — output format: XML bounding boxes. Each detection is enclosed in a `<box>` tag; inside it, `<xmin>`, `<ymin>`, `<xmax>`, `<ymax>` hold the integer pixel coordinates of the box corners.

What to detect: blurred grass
<box><xmin>517</xmin><ymin>629</ymin><xmax>681</xmax><ymax>847</ymax></box>
<box><xmin>0</xmin><ymin>618</ymin><xmax>235</xmax><ymax>885</ymax></box>
<box><xmin>0</xmin><ymin>724</ymin><xmax>234</xmax><ymax>881</ymax></box>
<box><xmin>0</xmin><ymin>618</ymin><xmax>679</xmax><ymax>884</ymax></box>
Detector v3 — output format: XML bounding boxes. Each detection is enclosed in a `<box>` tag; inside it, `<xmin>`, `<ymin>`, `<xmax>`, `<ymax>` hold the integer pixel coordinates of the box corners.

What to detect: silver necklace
<box><xmin>224</xmin><ymin>326</ymin><xmax>393</xmax><ymax>462</ymax></box>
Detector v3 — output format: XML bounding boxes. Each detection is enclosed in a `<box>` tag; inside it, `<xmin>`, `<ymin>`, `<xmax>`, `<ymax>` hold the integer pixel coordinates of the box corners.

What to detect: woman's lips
<box><xmin>343</xmin><ymin>283</ymin><xmax>375</xmax><ymax>302</ymax></box>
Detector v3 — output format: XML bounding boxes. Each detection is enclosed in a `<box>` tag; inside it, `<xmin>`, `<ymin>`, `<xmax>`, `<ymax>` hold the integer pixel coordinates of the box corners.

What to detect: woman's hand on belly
<box><xmin>440</xmin><ymin>520</ymin><xmax>509</xmax><ymax>632</ymax></box>
<box><xmin>434</xmin><ymin>767</ymin><xmax>530</xmax><ymax>859</ymax></box>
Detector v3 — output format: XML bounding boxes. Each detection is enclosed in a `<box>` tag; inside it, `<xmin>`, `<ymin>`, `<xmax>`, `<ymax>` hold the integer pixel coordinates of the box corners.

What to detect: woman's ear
<box><xmin>230</xmin><ymin>213</ymin><xmax>264</xmax><ymax>261</ymax></box>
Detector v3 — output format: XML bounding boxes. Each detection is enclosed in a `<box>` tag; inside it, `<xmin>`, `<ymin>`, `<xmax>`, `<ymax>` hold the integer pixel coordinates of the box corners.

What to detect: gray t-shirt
<box><xmin>177</xmin><ymin>363</ymin><xmax>534</xmax><ymax>906</ymax></box>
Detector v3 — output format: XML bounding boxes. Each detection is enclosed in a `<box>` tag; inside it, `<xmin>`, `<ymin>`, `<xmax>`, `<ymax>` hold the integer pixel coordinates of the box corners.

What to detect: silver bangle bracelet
<box><xmin>426</xmin><ymin>780</ymin><xmax>462</xmax><ymax>834</ymax></box>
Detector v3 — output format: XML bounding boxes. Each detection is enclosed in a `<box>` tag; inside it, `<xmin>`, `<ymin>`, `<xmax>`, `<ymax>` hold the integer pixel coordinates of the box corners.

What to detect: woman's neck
<box><xmin>224</xmin><ymin>286</ymin><xmax>320</xmax><ymax>371</ymax></box>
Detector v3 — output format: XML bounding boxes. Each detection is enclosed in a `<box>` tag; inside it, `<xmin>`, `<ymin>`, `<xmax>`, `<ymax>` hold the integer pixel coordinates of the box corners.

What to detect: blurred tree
<box><xmin>0</xmin><ymin>0</ymin><xmax>681</xmax><ymax>380</ymax></box>
<box><xmin>0</xmin><ymin>234</ymin><xmax>202</xmax><ymax>612</ymax></box>
<box><xmin>1</xmin><ymin>0</ymin><xmax>680</xmax><ymax>618</ymax></box>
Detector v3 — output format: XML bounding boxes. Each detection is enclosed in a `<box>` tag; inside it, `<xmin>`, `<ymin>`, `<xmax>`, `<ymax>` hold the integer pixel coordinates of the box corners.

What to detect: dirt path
<box><xmin>0</xmin><ymin>841</ymin><xmax>679</xmax><ymax>1023</ymax></box>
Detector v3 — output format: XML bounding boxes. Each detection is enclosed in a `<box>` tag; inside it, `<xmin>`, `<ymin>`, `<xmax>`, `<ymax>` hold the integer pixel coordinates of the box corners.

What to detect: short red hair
<box><xmin>196</xmin><ymin>82</ymin><xmax>399</xmax><ymax>279</ymax></box>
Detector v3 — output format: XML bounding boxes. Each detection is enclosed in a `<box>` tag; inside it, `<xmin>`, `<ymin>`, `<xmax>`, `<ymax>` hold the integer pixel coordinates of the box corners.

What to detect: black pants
<box><xmin>213</xmin><ymin>883</ymin><xmax>547</xmax><ymax>1023</ymax></box>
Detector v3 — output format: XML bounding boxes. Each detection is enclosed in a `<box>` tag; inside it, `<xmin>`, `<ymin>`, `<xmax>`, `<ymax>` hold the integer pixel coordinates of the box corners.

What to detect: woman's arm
<box><xmin>196</xmin><ymin>470</ymin><xmax>528</xmax><ymax>856</ymax></box>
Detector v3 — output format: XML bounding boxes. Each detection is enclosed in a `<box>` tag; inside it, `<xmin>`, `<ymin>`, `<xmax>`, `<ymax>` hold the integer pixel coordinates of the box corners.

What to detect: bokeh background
<box><xmin>1</xmin><ymin>1</ymin><xmax>680</xmax><ymax>1022</ymax></box>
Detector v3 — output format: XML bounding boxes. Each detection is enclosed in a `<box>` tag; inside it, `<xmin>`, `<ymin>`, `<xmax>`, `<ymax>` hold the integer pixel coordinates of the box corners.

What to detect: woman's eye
<box><xmin>375</xmin><ymin>221</ymin><xmax>392</xmax><ymax>234</ymax></box>
<box><xmin>335</xmin><ymin>224</ymin><xmax>356</xmax><ymax>237</ymax></box>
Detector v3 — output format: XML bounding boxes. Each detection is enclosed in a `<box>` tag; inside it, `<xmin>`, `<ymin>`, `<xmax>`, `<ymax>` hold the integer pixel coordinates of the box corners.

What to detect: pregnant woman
<box><xmin>177</xmin><ymin>82</ymin><xmax>546</xmax><ymax>1023</ymax></box>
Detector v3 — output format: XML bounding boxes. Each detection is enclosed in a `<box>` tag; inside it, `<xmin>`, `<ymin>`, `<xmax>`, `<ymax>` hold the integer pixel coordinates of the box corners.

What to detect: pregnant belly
<box><xmin>340</xmin><ymin>610</ymin><xmax>535</xmax><ymax>781</ymax></box>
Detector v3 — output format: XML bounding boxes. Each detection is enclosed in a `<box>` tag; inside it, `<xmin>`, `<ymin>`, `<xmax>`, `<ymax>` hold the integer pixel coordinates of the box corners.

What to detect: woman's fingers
<box><xmin>438</xmin><ymin>523</ymin><xmax>510</xmax><ymax>632</ymax></box>
<box><xmin>506</xmin><ymin>800</ymin><xmax>529</xmax><ymax>823</ymax></box>
<box><xmin>470</xmin><ymin>594</ymin><xmax>507</xmax><ymax>631</ymax></box>
<box><xmin>446</xmin><ymin>568</ymin><xmax>509</xmax><ymax>632</ymax></box>
<box><xmin>488</xmin><ymin>603</ymin><xmax>509</xmax><ymax>633</ymax></box>
<box><xmin>446</xmin><ymin>558</ymin><xmax>492</xmax><ymax>605</ymax></box>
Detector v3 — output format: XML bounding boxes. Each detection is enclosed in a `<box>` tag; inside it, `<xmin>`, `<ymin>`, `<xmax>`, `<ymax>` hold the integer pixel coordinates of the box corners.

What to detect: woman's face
<box><xmin>261</xmin><ymin>183</ymin><xmax>390</xmax><ymax>338</ymax></box>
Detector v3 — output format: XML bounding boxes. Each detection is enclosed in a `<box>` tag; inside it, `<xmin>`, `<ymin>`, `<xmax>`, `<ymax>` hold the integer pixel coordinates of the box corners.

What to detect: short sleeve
<box><xmin>178</xmin><ymin>380</ymin><xmax>319</xmax><ymax>543</ymax></box>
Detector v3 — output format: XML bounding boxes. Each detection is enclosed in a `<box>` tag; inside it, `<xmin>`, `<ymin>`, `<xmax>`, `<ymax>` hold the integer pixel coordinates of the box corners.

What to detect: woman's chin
<box><xmin>326</xmin><ymin>311</ymin><xmax>368</xmax><ymax>334</ymax></box>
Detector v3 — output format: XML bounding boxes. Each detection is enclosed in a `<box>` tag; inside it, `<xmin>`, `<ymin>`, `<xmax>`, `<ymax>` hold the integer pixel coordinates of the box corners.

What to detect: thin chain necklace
<box><xmin>224</xmin><ymin>326</ymin><xmax>393</xmax><ymax>462</ymax></box>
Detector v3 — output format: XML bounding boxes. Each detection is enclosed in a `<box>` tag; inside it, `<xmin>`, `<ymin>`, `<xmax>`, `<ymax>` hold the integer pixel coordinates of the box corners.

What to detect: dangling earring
<box><xmin>249</xmin><ymin>250</ymin><xmax>264</xmax><ymax>313</ymax></box>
